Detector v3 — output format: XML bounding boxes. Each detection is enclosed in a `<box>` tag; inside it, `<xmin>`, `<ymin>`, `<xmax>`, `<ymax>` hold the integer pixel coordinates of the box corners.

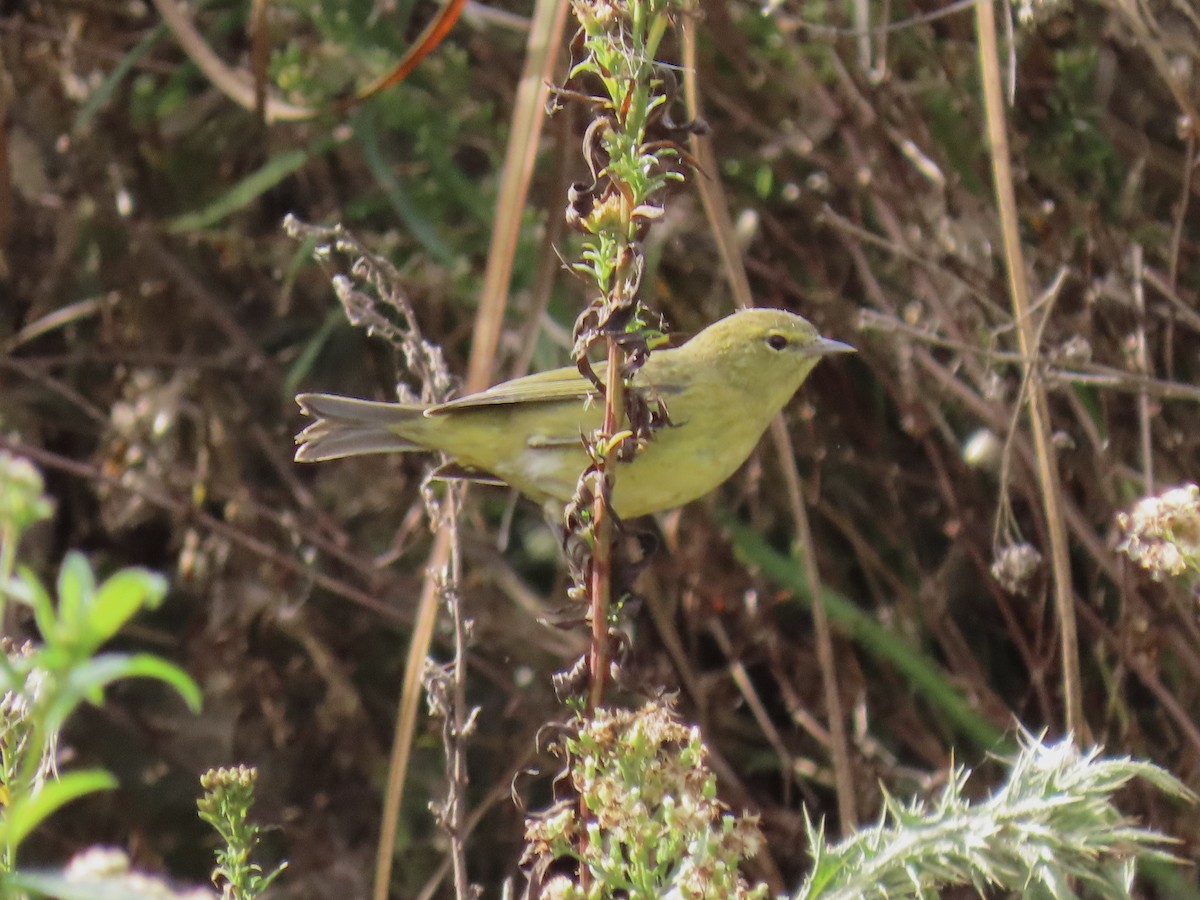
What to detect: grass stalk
<box><xmin>973</xmin><ymin>0</ymin><xmax>1087</xmax><ymax>743</ymax></box>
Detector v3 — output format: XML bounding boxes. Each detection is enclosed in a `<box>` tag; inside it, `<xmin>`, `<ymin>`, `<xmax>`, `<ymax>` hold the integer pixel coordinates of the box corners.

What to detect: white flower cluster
<box><xmin>991</xmin><ymin>542</ymin><xmax>1043</xmax><ymax>595</ymax></box>
<box><xmin>1117</xmin><ymin>484</ymin><xmax>1200</xmax><ymax>580</ymax></box>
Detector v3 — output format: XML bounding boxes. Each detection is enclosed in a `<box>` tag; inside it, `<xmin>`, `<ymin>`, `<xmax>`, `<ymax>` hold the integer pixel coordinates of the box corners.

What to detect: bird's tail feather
<box><xmin>295</xmin><ymin>393</ymin><xmax>425</xmax><ymax>462</ymax></box>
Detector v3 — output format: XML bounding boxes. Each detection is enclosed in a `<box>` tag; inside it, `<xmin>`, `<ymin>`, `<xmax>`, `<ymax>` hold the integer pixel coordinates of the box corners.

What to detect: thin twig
<box><xmin>770</xmin><ymin>416</ymin><xmax>858</xmax><ymax>833</ymax></box>
<box><xmin>857</xmin><ymin>309</ymin><xmax>1200</xmax><ymax>402</ymax></box>
<box><xmin>1167</xmin><ymin>130</ymin><xmax>1195</xmax><ymax>289</ymax></box>
<box><xmin>708</xmin><ymin>620</ymin><xmax>795</xmax><ymax>798</ymax></box>
<box><xmin>1131</xmin><ymin>245</ymin><xmax>1154</xmax><ymax>494</ymax></box>
<box><xmin>0</xmin><ymin>436</ymin><xmax>407</xmax><ymax>622</ymax></box>
<box><xmin>443</xmin><ymin>489</ymin><xmax>472</xmax><ymax>895</ymax></box>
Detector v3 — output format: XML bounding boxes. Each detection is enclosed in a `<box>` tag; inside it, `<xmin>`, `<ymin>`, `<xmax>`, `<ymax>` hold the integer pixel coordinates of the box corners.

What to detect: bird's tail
<box><xmin>294</xmin><ymin>393</ymin><xmax>426</xmax><ymax>462</ymax></box>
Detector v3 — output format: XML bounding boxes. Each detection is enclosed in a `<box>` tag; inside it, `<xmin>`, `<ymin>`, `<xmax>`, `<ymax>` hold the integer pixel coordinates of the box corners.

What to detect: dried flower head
<box><xmin>1117</xmin><ymin>484</ymin><xmax>1200</xmax><ymax>581</ymax></box>
<box><xmin>991</xmin><ymin>543</ymin><xmax>1043</xmax><ymax>596</ymax></box>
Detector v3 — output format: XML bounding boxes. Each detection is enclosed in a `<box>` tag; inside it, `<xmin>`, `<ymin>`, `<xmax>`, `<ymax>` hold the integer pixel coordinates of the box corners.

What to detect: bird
<box><xmin>295</xmin><ymin>308</ymin><xmax>852</xmax><ymax>518</ymax></box>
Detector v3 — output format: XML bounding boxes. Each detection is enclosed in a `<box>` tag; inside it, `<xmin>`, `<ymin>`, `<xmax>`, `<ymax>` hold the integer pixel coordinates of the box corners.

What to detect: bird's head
<box><xmin>684</xmin><ymin>308</ymin><xmax>854</xmax><ymax>389</ymax></box>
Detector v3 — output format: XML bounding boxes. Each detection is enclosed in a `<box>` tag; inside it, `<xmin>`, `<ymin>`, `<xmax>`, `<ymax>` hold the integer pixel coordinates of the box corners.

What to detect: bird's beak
<box><xmin>810</xmin><ymin>337</ymin><xmax>856</xmax><ymax>356</ymax></box>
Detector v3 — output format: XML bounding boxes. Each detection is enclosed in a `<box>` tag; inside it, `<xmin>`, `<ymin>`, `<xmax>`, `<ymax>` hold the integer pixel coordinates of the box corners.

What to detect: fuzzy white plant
<box><xmin>794</xmin><ymin>731</ymin><xmax>1191</xmax><ymax>900</ymax></box>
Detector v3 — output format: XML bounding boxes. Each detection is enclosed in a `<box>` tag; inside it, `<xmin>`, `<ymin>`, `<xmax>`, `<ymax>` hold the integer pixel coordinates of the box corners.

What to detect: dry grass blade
<box><xmin>465</xmin><ymin>0</ymin><xmax>570</xmax><ymax>390</ymax></box>
<box><xmin>974</xmin><ymin>0</ymin><xmax>1087</xmax><ymax>744</ymax></box>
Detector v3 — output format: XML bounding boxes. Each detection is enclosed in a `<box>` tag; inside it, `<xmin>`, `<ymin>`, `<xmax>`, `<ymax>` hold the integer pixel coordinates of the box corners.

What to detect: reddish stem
<box><xmin>588</xmin><ymin>338</ymin><xmax>625</xmax><ymax>714</ymax></box>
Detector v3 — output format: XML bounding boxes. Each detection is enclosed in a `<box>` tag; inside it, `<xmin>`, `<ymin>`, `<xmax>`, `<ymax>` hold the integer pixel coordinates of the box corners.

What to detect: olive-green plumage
<box><xmin>295</xmin><ymin>308</ymin><xmax>852</xmax><ymax>518</ymax></box>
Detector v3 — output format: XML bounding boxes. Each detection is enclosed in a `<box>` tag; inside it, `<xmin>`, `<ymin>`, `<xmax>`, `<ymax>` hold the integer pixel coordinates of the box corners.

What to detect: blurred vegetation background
<box><xmin>2</xmin><ymin>0</ymin><xmax>1199</xmax><ymax>895</ymax></box>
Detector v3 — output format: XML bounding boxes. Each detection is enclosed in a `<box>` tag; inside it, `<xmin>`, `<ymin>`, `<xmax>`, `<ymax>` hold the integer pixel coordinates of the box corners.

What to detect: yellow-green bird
<box><xmin>295</xmin><ymin>308</ymin><xmax>852</xmax><ymax>518</ymax></box>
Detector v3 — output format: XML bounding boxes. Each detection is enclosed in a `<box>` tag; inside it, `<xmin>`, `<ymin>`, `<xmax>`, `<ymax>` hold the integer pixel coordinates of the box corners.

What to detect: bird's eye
<box><xmin>767</xmin><ymin>333</ymin><xmax>789</xmax><ymax>351</ymax></box>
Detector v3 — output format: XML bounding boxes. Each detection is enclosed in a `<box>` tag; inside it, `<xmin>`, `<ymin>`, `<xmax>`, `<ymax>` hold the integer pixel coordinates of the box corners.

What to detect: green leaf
<box><xmin>167</xmin><ymin>136</ymin><xmax>339</xmax><ymax>232</ymax></box>
<box><xmin>0</xmin><ymin>770</ymin><xmax>116</xmax><ymax>851</ymax></box>
<box><xmin>44</xmin><ymin>653</ymin><xmax>202</xmax><ymax>735</ymax></box>
<box><xmin>15</xmin><ymin>566</ymin><xmax>58</xmax><ymax>645</ymax></box>
<box><xmin>84</xmin><ymin>568</ymin><xmax>168</xmax><ymax>651</ymax></box>
<box><xmin>118</xmin><ymin>654</ymin><xmax>202</xmax><ymax>712</ymax></box>
<box><xmin>55</xmin><ymin>552</ymin><xmax>96</xmax><ymax>646</ymax></box>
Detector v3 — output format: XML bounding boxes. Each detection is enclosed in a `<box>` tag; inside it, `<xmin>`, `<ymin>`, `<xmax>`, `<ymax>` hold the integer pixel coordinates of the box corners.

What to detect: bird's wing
<box><xmin>426</xmin><ymin>356</ymin><xmax>687</xmax><ymax>416</ymax></box>
<box><xmin>426</xmin><ymin>365</ymin><xmax>599</xmax><ymax>414</ymax></box>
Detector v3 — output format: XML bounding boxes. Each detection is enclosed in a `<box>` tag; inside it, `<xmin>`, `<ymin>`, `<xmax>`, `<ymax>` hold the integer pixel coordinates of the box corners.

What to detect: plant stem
<box><xmin>974</xmin><ymin>0</ymin><xmax>1087</xmax><ymax>743</ymax></box>
<box><xmin>444</xmin><ymin>490</ymin><xmax>471</xmax><ymax>897</ymax></box>
<box><xmin>588</xmin><ymin>340</ymin><xmax>626</xmax><ymax>713</ymax></box>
